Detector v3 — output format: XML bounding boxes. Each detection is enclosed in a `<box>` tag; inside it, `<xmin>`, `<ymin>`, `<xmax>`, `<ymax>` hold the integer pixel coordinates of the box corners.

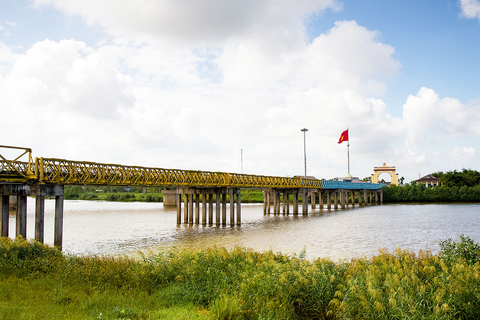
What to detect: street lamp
<box><xmin>301</xmin><ymin>128</ymin><xmax>308</xmax><ymax>177</ymax></box>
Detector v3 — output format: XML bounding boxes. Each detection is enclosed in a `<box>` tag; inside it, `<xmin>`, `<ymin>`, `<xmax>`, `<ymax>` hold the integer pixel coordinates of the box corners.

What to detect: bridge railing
<box><xmin>321</xmin><ymin>180</ymin><xmax>386</xmax><ymax>190</ymax></box>
<box><xmin>36</xmin><ymin>158</ymin><xmax>325</xmax><ymax>189</ymax></box>
<box><xmin>0</xmin><ymin>145</ymin><xmax>36</xmax><ymax>182</ymax></box>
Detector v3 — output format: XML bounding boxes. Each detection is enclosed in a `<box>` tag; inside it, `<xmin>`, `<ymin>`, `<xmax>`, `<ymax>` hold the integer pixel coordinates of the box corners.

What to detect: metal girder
<box><xmin>0</xmin><ymin>145</ymin><xmax>35</xmax><ymax>181</ymax></box>
<box><xmin>36</xmin><ymin>158</ymin><xmax>323</xmax><ymax>189</ymax></box>
<box><xmin>0</xmin><ymin>146</ymin><xmax>383</xmax><ymax>190</ymax></box>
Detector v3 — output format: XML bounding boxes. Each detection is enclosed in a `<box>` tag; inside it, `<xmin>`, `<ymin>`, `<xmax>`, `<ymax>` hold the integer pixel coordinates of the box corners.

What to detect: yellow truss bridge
<box><xmin>1</xmin><ymin>145</ymin><xmax>384</xmax><ymax>249</ymax></box>
<box><xmin>0</xmin><ymin>145</ymin><xmax>322</xmax><ymax>189</ymax></box>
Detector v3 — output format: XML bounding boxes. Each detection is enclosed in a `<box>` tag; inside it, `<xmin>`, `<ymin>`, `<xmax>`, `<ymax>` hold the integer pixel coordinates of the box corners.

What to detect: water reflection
<box><xmin>9</xmin><ymin>199</ymin><xmax>480</xmax><ymax>261</ymax></box>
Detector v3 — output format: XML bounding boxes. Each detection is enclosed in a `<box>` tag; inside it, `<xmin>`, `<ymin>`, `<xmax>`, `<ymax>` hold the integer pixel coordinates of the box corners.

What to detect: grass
<box><xmin>1</xmin><ymin>236</ymin><xmax>480</xmax><ymax>319</ymax></box>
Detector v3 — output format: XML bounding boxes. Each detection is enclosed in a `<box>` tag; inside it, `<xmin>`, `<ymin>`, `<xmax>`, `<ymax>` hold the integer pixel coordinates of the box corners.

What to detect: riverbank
<box><xmin>63</xmin><ymin>186</ymin><xmax>265</xmax><ymax>203</ymax></box>
<box><xmin>1</xmin><ymin>237</ymin><xmax>479</xmax><ymax>319</ymax></box>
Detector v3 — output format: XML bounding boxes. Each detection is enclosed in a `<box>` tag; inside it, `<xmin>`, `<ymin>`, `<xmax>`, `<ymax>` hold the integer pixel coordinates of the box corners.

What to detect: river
<box><xmin>7</xmin><ymin>198</ymin><xmax>480</xmax><ymax>261</ymax></box>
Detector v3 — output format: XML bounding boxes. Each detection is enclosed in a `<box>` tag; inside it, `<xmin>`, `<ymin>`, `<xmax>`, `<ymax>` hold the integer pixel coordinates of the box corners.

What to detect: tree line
<box><xmin>383</xmin><ymin>169</ymin><xmax>480</xmax><ymax>203</ymax></box>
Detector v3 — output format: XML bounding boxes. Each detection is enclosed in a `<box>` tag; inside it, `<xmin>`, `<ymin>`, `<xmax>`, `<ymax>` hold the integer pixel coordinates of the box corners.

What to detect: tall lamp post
<box><xmin>301</xmin><ymin>128</ymin><xmax>308</xmax><ymax>177</ymax></box>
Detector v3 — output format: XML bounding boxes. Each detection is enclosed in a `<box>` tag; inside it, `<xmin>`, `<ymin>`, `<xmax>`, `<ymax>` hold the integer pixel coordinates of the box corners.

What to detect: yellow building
<box><xmin>415</xmin><ymin>174</ymin><xmax>440</xmax><ymax>187</ymax></box>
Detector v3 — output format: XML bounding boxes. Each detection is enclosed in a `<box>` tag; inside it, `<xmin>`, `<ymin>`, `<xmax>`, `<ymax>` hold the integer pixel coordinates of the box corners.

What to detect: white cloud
<box><xmin>449</xmin><ymin>146</ymin><xmax>477</xmax><ymax>163</ymax></box>
<box><xmin>3</xmin><ymin>1</ymin><xmax>480</xmax><ymax>184</ymax></box>
<box><xmin>3</xmin><ymin>39</ymin><xmax>134</xmax><ymax>119</ymax></box>
<box><xmin>396</xmin><ymin>87</ymin><xmax>480</xmax><ymax>177</ymax></box>
<box><xmin>32</xmin><ymin>0</ymin><xmax>341</xmax><ymax>46</ymax></box>
<box><xmin>460</xmin><ymin>0</ymin><xmax>480</xmax><ymax>21</ymax></box>
<box><xmin>0</xmin><ymin>42</ymin><xmax>18</xmax><ymax>74</ymax></box>
<box><xmin>403</xmin><ymin>87</ymin><xmax>475</xmax><ymax>141</ymax></box>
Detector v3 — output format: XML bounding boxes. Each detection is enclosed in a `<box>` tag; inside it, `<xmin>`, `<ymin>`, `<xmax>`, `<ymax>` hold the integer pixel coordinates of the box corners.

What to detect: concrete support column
<box><xmin>202</xmin><ymin>192</ymin><xmax>207</xmax><ymax>226</ymax></box>
<box><xmin>208</xmin><ymin>194</ymin><xmax>214</xmax><ymax>225</ymax></box>
<box><xmin>176</xmin><ymin>193</ymin><xmax>182</xmax><ymax>224</ymax></box>
<box><xmin>35</xmin><ymin>195</ymin><xmax>45</xmax><ymax>243</ymax></box>
<box><xmin>333</xmin><ymin>191</ymin><xmax>338</xmax><ymax>210</ymax></box>
<box><xmin>221</xmin><ymin>194</ymin><xmax>227</xmax><ymax>226</ymax></box>
<box><xmin>286</xmin><ymin>191</ymin><xmax>290</xmax><ymax>215</ymax></box>
<box><xmin>1</xmin><ymin>195</ymin><xmax>9</xmax><ymax>237</ymax></box>
<box><xmin>302</xmin><ymin>189</ymin><xmax>309</xmax><ymax>215</ymax></box>
<box><xmin>326</xmin><ymin>191</ymin><xmax>331</xmax><ymax>210</ymax></box>
<box><xmin>266</xmin><ymin>191</ymin><xmax>271</xmax><ymax>214</ymax></box>
<box><xmin>319</xmin><ymin>190</ymin><xmax>324</xmax><ymax>210</ymax></box>
<box><xmin>276</xmin><ymin>192</ymin><xmax>281</xmax><ymax>214</ymax></box>
<box><xmin>273</xmin><ymin>190</ymin><xmax>278</xmax><ymax>214</ymax></box>
<box><xmin>16</xmin><ymin>195</ymin><xmax>27</xmax><ymax>238</ymax></box>
<box><xmin>375</xmin><ymin>191</ymin><xmax>379</xmax><ymax>204</ymax></box>
<box><xmin>293</xmin><ymin>190</ymin><xmax>299</xmax><ymax>215</ymax></box>
<box><xmin>183</xmin><ymin>194</ymin><xmax>188</xmax><ymax>223</ymax></box>
<box><xmin>215</xmin><ymin>193</ymin><xmax>221</xmax><ymax>226</ymax></box>
<box><xmin>311</xmin><ymin>191</ymin><xmax>316</xmax><ymax>209</ymax></box>
<box><xmin>282</xmin><ymin>191</ymin><xmax>287</xmax><ymax>215</ymax></box>
<box><xmin>54</xmin><ymin>195</ymin><xmax>64</xmax><ymax>249</ymax></box>
<box><xmin>230</xmin><ymin>190</ymin><xmax>235</xmax><ymax>227</ymax></box>
<box><xmin>188</xmin><ymin>194</ymin><xmax>194</xmax><ymax>225</ymax></box>
<box><xmin>340</xmin><ymin>190</ymin><xmax>346</xmax><ymax>209</ymax></box>
<box><xmin>195</xmin><ymin>193</ymin><xmax>200</xmax><ymax>224</ymax></box>
<box><xmin>264</xmin><ymin>191</ymin><xmax>268</xmax><ymax>214</ymax></box>
<box><xmin>9</xmin><ymin>195</ymin><xmax>16</xmax><ymax>211</ymax></box>
<box><xmin>363</xmin><ymin>190</ymin><xmax>368</xmax><ymax>205</ymax></box>
<box><xmin>236</xmin><ymin>191</ymin><xmax>241</xmax><ymax>226</ymax></box>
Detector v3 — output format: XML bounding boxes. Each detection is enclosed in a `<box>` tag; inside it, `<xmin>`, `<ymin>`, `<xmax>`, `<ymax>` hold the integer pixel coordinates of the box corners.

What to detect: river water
<box><xmin>8</xmin><ymin>198</ymin><xmax>480</xmax><ymax>261</ymax></box>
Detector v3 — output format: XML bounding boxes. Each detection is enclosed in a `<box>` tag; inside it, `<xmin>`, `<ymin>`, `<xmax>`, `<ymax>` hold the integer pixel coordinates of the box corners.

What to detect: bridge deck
<box><xmin>1</xmin><ymin>158</ymin><xmax>384</xmax><ymax>190</ymax></box>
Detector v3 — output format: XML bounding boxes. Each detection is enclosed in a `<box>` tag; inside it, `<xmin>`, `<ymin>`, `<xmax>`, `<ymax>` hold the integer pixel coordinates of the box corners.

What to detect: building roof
<box><xmin>415</xmin><ymin>174</ymin><xmax>440</xmax><ymax>182</ymax></box>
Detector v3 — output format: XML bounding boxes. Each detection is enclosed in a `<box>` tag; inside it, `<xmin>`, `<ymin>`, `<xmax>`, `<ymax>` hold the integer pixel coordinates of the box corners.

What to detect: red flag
<box><xmin>338</xmin><ymin>129</ymin><xmax>348</xmax><ymax>144</ymax></box>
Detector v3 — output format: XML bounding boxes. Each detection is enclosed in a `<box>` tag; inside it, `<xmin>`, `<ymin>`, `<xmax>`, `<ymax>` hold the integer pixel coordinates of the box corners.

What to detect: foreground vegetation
<box><xmin>1</xmin><ymin>236</ymin><xmax>480</xmax><ymax>319</ymax></box>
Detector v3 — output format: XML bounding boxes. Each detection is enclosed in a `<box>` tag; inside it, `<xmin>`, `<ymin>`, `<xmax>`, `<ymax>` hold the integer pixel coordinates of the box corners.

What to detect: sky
<box><xmin>1</xmin><ymin>0</ymin><xmax>480</xmax><ymax>183</ymax></box>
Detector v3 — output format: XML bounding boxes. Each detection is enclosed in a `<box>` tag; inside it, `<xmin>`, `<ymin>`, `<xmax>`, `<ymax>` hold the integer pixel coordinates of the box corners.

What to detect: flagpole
<box><xmin>347</xmin><ymin>127</ymin><xmax>350</xmax><ymax>176</ymax></box>
<box><xmin>347</xmin><ymin>140</ymin><xmax>350</xmax><ymax>175</ymax></box>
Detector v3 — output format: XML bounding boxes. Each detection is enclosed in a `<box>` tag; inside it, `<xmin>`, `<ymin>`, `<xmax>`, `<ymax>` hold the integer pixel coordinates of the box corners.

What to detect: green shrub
<box><xmin>439</xmin><ymin>234</ymin><xmax>480</xmax><ymax>265</ymax></box>
<box><xmin>146</xmin><ymin>193</ymin><xmax>162</xmax><ymax>202</ymax></box>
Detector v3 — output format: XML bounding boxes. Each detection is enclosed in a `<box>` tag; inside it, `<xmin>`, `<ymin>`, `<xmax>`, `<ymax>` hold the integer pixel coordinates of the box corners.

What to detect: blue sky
<box><xmin>1</xmin><ymin>0</ymin><xmax>480</xmax><ymax>182</ymax></box>
<box><xmin>308</xmin><ymin>0</ymin><xmax>480</xmax><ymax>114</ymax></box>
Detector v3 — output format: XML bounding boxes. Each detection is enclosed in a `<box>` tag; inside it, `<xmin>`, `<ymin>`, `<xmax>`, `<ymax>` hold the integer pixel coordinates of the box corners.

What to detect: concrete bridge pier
<box><xmin>293</xmin><ymin>190</ymin><xmax>299</xmax><ymax>214</ymax></box>
<box><xmin>333</xmin><ymin>190</ymin><xmax>339</xmax><ymax>209</ymax></box>
<box><xmin>302</xmin><ymin>189</ymin><xmax>309</xmax><ymax>215</ymax></box>
<box><xmin>0</xmin><ymin>183</ymin><xmax>64</xmax><ymax>249</ymax></box>
<box><xmin>326</xmin><ymin>190</ymin><xmax>332</xmax><ymax>210</ymax></box>
<box><xmin>263</xmin><ymin>190</ymin><xmax>271</xmax><ymax>214</ymax></box>
<box><xmin>310</xmin><ymin>190</ymin><xmax>316</xmax><ymax>210</ymax></box>
<box><xmin>177</xmin><ymin>188</ymin><xmax>240</xmax><ymax>226</ymax></box>
<box><xmin>162</xmin><ymin>189</ymin><xmax>177</xmax><ymax>206</ymax></box>
<box><xmin>340</xmin><ymin>190</ymin><xmax>346</xmax><ymax>210</ymax></box>
<box><xmin>319</xmin><ymin>190</ymin><xmax>324</xmax><ymax>210</ymax></box>
<box><xmin>282</xmin><ymin>190</ymin><xmax>288</xmax><ymax>215</ymax></box>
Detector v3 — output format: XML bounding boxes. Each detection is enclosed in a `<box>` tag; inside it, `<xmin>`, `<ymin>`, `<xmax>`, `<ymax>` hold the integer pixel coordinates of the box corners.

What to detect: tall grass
<box><xmin>1</xmin><ymin>236</ymin><xmax>480</xmax><ymax>319</ymax></box>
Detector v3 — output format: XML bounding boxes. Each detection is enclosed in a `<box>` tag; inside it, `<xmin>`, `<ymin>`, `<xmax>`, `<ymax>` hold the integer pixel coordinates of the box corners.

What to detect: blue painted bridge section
<box><xmin>321</xmin><ymin>180</ymin><xmax>386</xmax><ymax>189</ymax></box>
